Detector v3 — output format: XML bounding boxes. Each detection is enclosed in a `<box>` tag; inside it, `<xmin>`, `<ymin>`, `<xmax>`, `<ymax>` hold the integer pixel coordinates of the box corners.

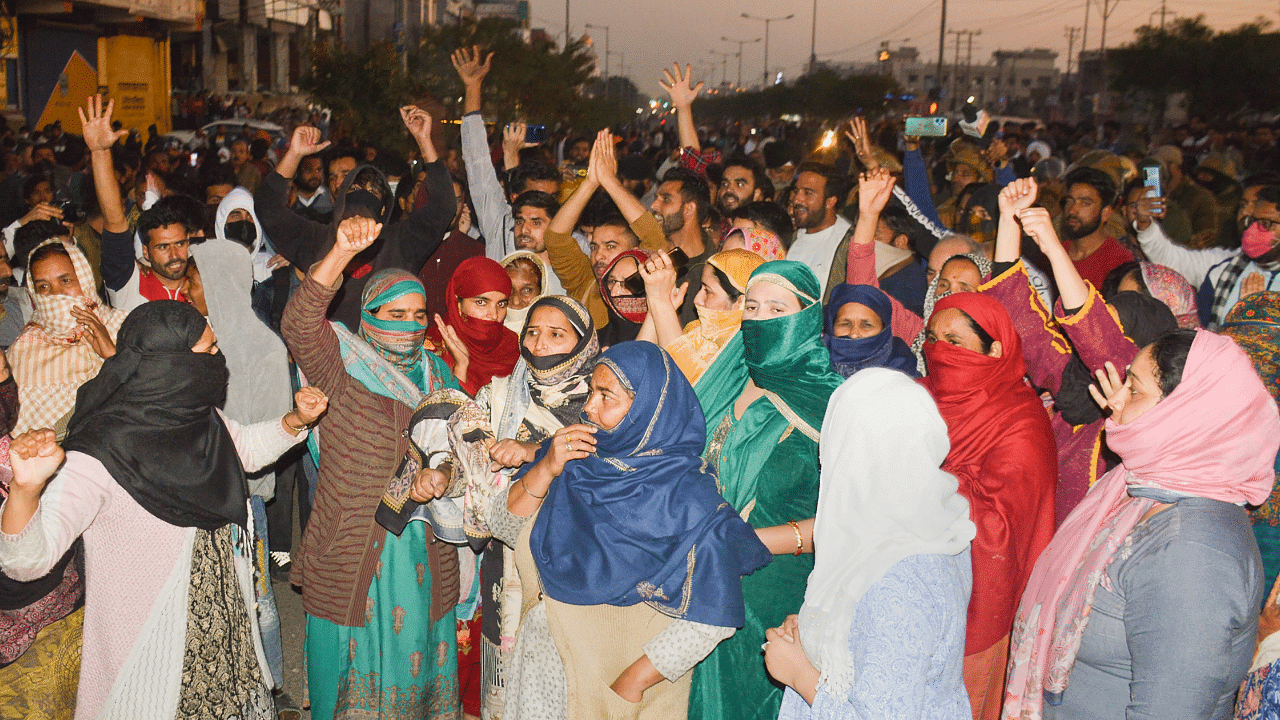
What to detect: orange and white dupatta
<box><xmin>9</xmin><ymin>240</ymin><xmax>127</xmax><ymax>436</ymax></box>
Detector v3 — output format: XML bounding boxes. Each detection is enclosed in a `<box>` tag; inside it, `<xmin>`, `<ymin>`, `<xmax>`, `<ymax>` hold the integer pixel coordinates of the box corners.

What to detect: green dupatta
<box><xmin>693</xmin><ymin>260</ymin><xmax>843</xmax><ymax>511</ymax></box>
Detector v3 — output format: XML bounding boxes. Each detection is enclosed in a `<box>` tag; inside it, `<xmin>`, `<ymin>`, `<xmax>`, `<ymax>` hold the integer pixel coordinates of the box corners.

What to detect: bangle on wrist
<box><xmin>518</xmin><ymin>478</ymin><xmax>547</xmax><ymax>500</ymax></box>
<box><xmin>283</xmin><ymin>413</ymin><xmax>309</xmax><ymax>433</ymax></box>
<box><xmin>787</xmin><ymin>520</ymin><xmax>803</xmax><ymax>556</ymax></box>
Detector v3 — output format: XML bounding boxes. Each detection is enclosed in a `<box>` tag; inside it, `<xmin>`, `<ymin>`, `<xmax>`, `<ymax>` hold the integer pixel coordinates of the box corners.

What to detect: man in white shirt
<box><xmin>787</xmin><ymin>161</ymin><xmax>853</xmax><ymax>300</ymax></box>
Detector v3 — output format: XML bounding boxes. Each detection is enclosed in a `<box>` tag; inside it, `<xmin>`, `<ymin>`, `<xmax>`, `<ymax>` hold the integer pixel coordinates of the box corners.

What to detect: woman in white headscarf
<box><xmin>214</xmin><ymin>187</ymin><xmax>277</xmax><ymax>311</ymax></box>
<box><xmin>764</xmin><ymin>368</ymin><xmax>976</xmax><ymax>719</ymax></box>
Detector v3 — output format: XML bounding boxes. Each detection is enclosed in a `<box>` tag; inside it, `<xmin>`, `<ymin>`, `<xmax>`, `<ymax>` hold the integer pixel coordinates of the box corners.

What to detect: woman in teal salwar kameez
<box><xmin>688</xmin><ymin>261</ymin><xmax>844</xmax><ymax>720</ymax></box>
<box><xmin>283</xmin><ymin>219</ymin><xmax>463</xmax><ymax>720</ymax></box>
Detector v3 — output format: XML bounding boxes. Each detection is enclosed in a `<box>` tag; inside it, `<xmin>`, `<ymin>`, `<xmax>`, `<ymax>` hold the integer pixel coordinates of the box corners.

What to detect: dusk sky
<box><xmin>525</xmin><ymin>0</ymin><xmax>1269</xmax><ymax>98</ymax></box>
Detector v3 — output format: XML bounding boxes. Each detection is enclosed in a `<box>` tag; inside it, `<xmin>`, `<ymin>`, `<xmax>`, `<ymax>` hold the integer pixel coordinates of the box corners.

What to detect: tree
<box><xmin>691</xmin><ymin>70</ymin><xmax>898</xmax><ymax>121</ymax></box>
<box><xmin>1108</xmin><ymin>16</ymin><xmax>1280</xmax><ymax>120</ymax></box>
<box><xmin>300</xmin><ymin>18</ymin><xmax>613</xmax><ymax>150</ymax></box>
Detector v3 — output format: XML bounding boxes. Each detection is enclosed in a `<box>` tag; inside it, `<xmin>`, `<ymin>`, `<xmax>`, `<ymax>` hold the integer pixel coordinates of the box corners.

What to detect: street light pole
<box><xmin>721</xmin><ymin>36</ymin><xmax>761</xmax><ymax>88</ymax></box>
<box><xmin>564</xmin><ymin>0</ymin><xmax>570</xmax><ymax>49</ymax></box>
<box><xmin>742</xmin><ymin>13</ymin><xmax>794</xmax><ymax>88</ymax></box>
<box><xmin>585</xmin><ymin>22</ymin><xmax>609</xmax><ymax>100</ymax></box>
<box><xmin>710</xmin><ymin>50</ymin><xmax>733</xmax><ymax>88</ymax></box>
<box><xmin>809</xmin><ymin>0</ymin><xmax>818</xmax><ymax>75</ymax></box>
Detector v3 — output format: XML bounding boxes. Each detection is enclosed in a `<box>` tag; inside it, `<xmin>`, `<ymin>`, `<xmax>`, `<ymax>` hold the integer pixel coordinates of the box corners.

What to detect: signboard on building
<box><xmin>98</xmin><ymin>35</ymin><xmax>172</xmax><ymax>135</ymax></box>
<box><xmin>35</xmin><ymin>50</ymin><xmax>97</xmax><ymax>133</ymax></box>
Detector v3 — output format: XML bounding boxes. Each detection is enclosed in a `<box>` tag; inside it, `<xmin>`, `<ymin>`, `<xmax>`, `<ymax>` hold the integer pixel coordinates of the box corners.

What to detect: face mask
<box><xmin>225</xmin><ymin>220</ymin><xmax>257</xmax><ymax>248</ymax></box>
<box><xmin>1242</xmin><ymin>221</ymin><xmax>1277</xmax><ymax>259</ymax></box>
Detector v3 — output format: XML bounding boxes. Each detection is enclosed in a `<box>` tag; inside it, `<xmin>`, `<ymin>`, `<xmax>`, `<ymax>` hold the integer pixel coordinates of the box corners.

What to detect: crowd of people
<box><xmin>0</xmin><ymin>45</ymin><xmax>1278</xmax><ymax>720</ymax></box>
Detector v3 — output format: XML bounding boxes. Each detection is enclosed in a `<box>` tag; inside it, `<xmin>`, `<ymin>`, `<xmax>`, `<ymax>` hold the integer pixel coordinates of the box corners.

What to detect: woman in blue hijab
<box><xmin>823</xmin><ymin>283</ymin><xmax>920</xmax><ymax>378</ymax></box>
<box><xmin>513</xmin><ymin>341</ymin><xmax>772</xmax><ymax>718</ymax></box>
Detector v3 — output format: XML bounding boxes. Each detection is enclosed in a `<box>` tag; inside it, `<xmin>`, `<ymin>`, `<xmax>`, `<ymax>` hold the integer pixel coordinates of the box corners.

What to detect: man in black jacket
<box><xmin>255</xmin><ymin>106</ymin><xmax>454</xmax><ymax>330</ymax></box>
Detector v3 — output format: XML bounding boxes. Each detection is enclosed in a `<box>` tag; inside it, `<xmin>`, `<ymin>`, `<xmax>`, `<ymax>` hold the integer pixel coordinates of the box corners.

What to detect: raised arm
<box><xmin>640</xmin><ymin>250</ymin><xmax>686</xmax><ymax>347</ymax></box>
<box><xmin>275</xmin><ymin>125</ymin><xmax>331</xmax><ymax>181</ymax></box>
<box><xmin>453</xmin><ymin>47</ymin><xmax>514</xmax><ymax>260</ymax></box>
<box><xmin>452</xmin><ymin>45</ymin><xmax>492</xmax><ymax>116</ymax></box>
<box><xmin>1017</xmin><ymin>206</ymin><xmax>1089</xmax><ymax>311</ymax></box>
<box><xmin>1</xmin><ymin>432</ymin><xmax>108</xmax><ymax>581</ymax></box>
<box><xmin>661</xmin><ymin>63</ymin><xmax>703</xmax><ymax>153</ymax></box>
<box><xmin>255</xmin><ymin>126</ymin><xmax>331</xmax><ymax>269</ymax></box>
<box><xmin>593</xmin><ymin>127</ymin><xmax>649</xmax><ymax>226</ymax></box>
<box><xmin>501</xmin><ymin>122</ymin><xmax>538</xmax><ymax>173</ymax></box>
<box><xmin>902</xmin><ymin>141</ymin><xmax>945</xmax><ymax>229</ymax></box>
<box><xmin>80</xmin><ymin>95</ymin><xmax>129</xmax><ymax>234</ymax></box>
<box><xmin>281</xmin><ymin>216</ymin><xmax>380</xmax><ymax>398</ymax></box>
<box><xmin>846</xmin><ymin>168</ymin><xmax>922</xmax><ymax>343</ymax></box>
<box><xmin>381</xmin><ymin>107</ymin><xmax>450</xmax><ymax>273</ymax></box>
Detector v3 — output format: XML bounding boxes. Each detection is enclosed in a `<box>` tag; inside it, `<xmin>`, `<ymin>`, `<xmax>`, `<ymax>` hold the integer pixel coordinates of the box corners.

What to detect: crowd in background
<box><xmin>0</xmin><ymin>47</ymin><xmax>1278</xmax><ymax>720</ymax></box>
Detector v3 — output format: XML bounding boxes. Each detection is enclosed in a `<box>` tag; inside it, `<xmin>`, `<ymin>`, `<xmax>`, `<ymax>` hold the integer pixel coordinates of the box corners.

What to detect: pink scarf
<box><xmin>1003</xmin><ymin>330</ymin><xmax>1280</xmax><ymax>720</ymax></box>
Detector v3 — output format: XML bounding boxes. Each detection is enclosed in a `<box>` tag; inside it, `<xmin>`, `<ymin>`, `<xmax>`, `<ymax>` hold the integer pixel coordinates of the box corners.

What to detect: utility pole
<box><xmin>743</xmin><ymin>12</ymin><xmax>795</xmax><ymax>88</ymax></box>
<box><xmin>1157</xmin><ymin>0</ymin><xmax>1169</xmax><ymax>29</ymax></box>
<box><xmin>1074</xmin><ymin>0</ymin><xmax>1091</xmax><ymax>123</ymax></box>
<box><xmin>722</xmin><ymin>36</ymin><xmax>761</xmax><ymax>88</ymax></box>
<box><xmin>1064</xmin><ymin>26</ymin><xmax>1079</xmax><ymax>104</ymax></box>
<box><xmin>947</xmin><ymin>29</ymin><xmax>972</xmax><ymax>109</ymax></box>
<box><xmin>1098</xmin><ymin>0</ymin><xmax>1120</xmax><ymax>112</ymax></box>
<box><xmin>936</xmin><ymin>0</ymin><xmax>947</xmax><ymax>102</ymax></box>
<box><xmin>710</xmin><ymin>50</ymin><xmax>733</xmax><ymax>88</ymax></box>
<box><xmin>564</xmin><ymin>0</ymin><xmax>570</xmax><ymax>50</ymax></box>
<box><xmin>809</xmin><ymin>0</ymin><xmax>818</xmax><ymax>75</ymax></box>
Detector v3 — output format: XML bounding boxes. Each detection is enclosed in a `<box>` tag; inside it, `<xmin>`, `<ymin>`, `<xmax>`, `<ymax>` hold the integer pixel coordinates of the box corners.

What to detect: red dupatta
<box><xmin>920</xmin><ymin>292</ymin><xmax>1057</xmax><ymax>655</ymax></box>
<box><xmin>428</xmin><ymin>256</ymin><xmax>519</xmax><ymax>396</ymax></box>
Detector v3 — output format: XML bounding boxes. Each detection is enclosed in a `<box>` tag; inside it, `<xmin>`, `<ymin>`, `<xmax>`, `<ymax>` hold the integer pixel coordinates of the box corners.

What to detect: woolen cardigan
<box><xmin>281</xmin><ymin>272</ymin><xmax>459</xmax><ymax>627</ymax></box>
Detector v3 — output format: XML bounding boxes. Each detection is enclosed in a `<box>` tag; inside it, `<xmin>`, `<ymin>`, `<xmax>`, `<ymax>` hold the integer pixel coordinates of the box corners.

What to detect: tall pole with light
<box><xmin>741</xmin><ymin>12</ymin><xmax>794</xmax><ymax>88</ymax></box>
<box><xmin>721</xmin><ymin>35</ymin><xmax>761</xmax><ymax>88</ymax></box>
<box><xmin>809</xmin><ymin>0</ymin><xmax>818</xmax><ymax>74</ymax></box>
<box><xmin>585</xmin><ymin>23</ymin><xmax>609</xmax><ymax>100</ymax></box>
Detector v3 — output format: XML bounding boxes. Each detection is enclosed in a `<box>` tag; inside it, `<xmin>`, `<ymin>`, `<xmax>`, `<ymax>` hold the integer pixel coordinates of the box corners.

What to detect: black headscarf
<box><xmin>1056</xmin><ymin>291</ymin><xmax>1179</xmax><ymax>426</ymax></box>
<box><xmin>62</xmin><ymin>301</ymin><xmax>248</xmax><ymax>530</ymax></box>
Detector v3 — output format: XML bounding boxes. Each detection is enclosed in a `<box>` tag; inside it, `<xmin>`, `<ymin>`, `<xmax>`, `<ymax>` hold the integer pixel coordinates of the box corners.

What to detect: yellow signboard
<box><xmin>36</xmin><ymin>50</ymin><xmax>98</xmax><ymax>134</ymax></box>
<box><xmin>97</xmin><ymin>35</ymin><xmax>171</xmax><ymax>135</ymax></box>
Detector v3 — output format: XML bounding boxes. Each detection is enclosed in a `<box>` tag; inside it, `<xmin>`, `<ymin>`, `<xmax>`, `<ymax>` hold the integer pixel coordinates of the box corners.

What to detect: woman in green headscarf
<box><xmin>688</xmin><ymin>260</ymin><xmax>844</xmax><ymax>720</ymax></box>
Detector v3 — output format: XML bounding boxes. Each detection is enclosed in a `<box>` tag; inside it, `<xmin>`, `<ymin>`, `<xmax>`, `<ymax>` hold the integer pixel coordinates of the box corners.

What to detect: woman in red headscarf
<box><xmin>919</xmin><ymin>292</ymin><xmax>1057</xmax><ymax>720</ymax></box>
<box><xmin>430</xmin><ymin>256</ymin><xmax>521</xmax><ymax>396</ymax></box>
<box><xmin>597</xmin><ymin>248</ymin><xmax>651</xmax><ymax>348</ymax></box>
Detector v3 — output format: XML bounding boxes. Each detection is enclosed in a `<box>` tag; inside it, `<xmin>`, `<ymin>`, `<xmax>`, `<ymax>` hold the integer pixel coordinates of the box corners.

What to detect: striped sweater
<box><xmin>281</xmin><ymin>273</ymin><xmax>459</xmax><ymax>627</ymax></box>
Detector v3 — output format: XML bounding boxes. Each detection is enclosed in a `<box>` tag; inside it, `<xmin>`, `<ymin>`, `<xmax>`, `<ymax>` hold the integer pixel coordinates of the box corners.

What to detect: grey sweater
<box><xmin>1045</xmin><ymin>496</ymin><xmax>1263</xmax><ymax>720</ymax></box>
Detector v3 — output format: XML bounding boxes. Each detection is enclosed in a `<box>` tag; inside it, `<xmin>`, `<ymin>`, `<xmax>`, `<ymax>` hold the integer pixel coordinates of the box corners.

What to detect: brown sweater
<box><xmin>281</xmin><ymin>272</ymin><xmax>459</xmax><ymax>627</ymax></box>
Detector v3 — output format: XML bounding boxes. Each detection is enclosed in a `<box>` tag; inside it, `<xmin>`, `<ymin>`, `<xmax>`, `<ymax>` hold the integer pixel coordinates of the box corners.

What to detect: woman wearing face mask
<box><xmin>919</xmin><ymin>291</ymin><xmax>1057</xmax><ymax>720</ymax></box>
<box><xmin>429</xmin><ymin>255</ymin><xmax>520</xmax><ymax>396</ymax></box>
<box><xmin>9</xmin><ymin>240</ymin><xmax>126</xmax><ymax>437</ymax></box>
<box><xmin>214</xmin><ymin>188</ymin><xmax>276</xmax><ymax>287</ymax></box>
<box><xmin>281</xmin><ymin>217</ymin><xmax>465</xmax><ymax>720</ymax></box>
<box><xmin>499</xmin><ymin>251</ymin><xmax>548</xmax><ymax>335</ymax></box>
<box><xmin>688</xmin><ymin>261</ymin><xmax>844</xmax><ymax>720</ymax></box>
<box><xmin>597</xmin><ymin>249</ymin><xmax>651</xmax><ymax>348</ymax></box>
<box><xmin>1005</xmin><ymin>329</ymin><xmax>1280</xmax><ymax>720</ymax></box>
<box><xmin>985</xmin><ymin>178</ymin><xmax>1180</xmax><ymax>524</ymax></box>
<box><xmin>822</xmin><ymin>283</ymin><xmax>919</xmax><ymax>378</ymax></box>
<box><xmin>507</xmin><ymin>341</ymin><xmax>771</xmax><ymax>718</ymax></box>
<box><xmin>637</xmin><ymin>247</ymin><xmax>764</xmax><ymax>383</ymax></box>
<box><xmin>0</xmin><ymin>300</ymin><xmax>323</xmax><ymax>719</ymax></box>
<box><xmin>444</xmin><ymin>295</ymin><xmax>599</xmax><ymax>720</ymax></box>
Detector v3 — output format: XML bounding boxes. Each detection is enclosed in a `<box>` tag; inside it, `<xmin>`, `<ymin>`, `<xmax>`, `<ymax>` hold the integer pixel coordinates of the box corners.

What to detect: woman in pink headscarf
<box><xmin>1003</xmin><ymin>329</ymin><xmax>1280</xmax><ymax>720</ymax></box>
